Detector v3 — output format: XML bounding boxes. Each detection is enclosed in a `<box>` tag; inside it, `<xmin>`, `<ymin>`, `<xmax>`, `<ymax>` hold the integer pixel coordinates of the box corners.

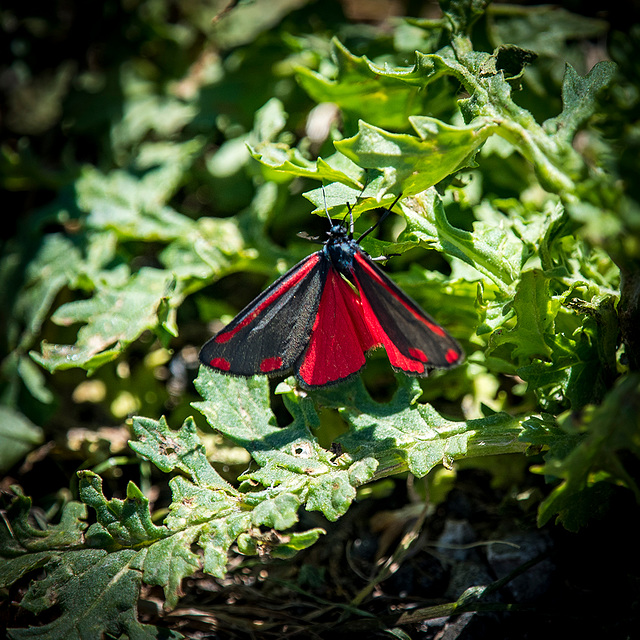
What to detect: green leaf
<box><xmin>79</xmin><ymin>471</ymin><xmax>167</xmax><ymax>549</ymax></box>
<box><xmin>440</xmin><ymin>0</ymin><xmax>492</xmax><ymax>34</ymax></box>
<box><xmin>198</xmin><ymin>513</ymin><xmax>253</xmax><ymax>578</ymax></box>
<box><xmin>486</xmin><ymin>4</ymin><xmax>609</xmax><ymax>59</ymax></box>
<box><xmin>164</xmin><ymin>476</ymin><xmax>238</xmax><ymax>529</ymax></box>
<box><xmin>335</xmin><ymin>117</ymin><xmax>497</xmax><ymax>196</ymax></box>
<box><xmin>193</xmin><ymin>372</ymin><xmax>281</xmax><ymax>448</ymax></box>
<box><xmin>136</xmin><ymin>532</ymin><xmax>201</xmax><ymax>610</ymax></box>
<box><xmin>544</xmin><ymin>61</ymin><xmax>617</xmax><ymax>142</ymax></box>
<box><xmin>478</xmin><ymin>44</ymin><xmax>537</xmax><ymax>82</ymax></box>
<box><xmin>130</xmin><ymin>416</ymin><xmax>236</xmax><ymax>492</ymax></box>
<box><xmin>77</xmin><ymin>141</ymin><xmax>202</xmax><ymax>224</ymax></box>
<box><xmin>31</xmin><ymin>267</ymin><xmax>175</xmax><ymax>372</ymax></box>
<box><xmin>305</xmin><ymin>470</ymin><xmax>358</xmax><ymax>521</ymax></box>
<box><xmin>193</xmin><ymin>371</ymin><xmax>377</xmax><ymax>522</ymax></box>
<box><xmin>532</xmin><ymin>373</ymin><xmax>640</xmax><ymax>530</ymax></box>
<box><xmin>296</xmin><ymin>38</ymin><xmax>441</xmax><ymax>130</ymax></box>
<box><xmin>11</xmin><ymin>233</ymin><xmax>84</xmax><ymax>351</ymax></box>
<box><xmin>249</xmin><ymin>145</ymin><xmax>363</xmax><ymax>189</ymax></box>
<box><xmin>269</xmin><ymin>528</ymin><xmax>325</xmax><ymax>559</ymax></box>
<box><xmin>0</xmin><ymin>495</ymin><xmax>88</xmax><ymax>593</ymax></box>
<box><xmin>493</xmin><ymin>269</ymin><xmax>559</xmax><ymax>362</ymax></box>
<box><xmin>9</xmin><ymin>549</ymin><xmax>181</xmax><ymax>640</ymax></box>
<box><xmin>251</xmin><ymin>492</ymin><xmax>301</xmax><ymax>529</ymax></box>
<box><xmin>310</xmin><ymin>376</ymin><xmax>528</xmax><ymax>480</ymax></box>
<box><xmin>517</xmin><ymin>299</ymin><xmax>617</xmax><ymax>411</ymax></box>
<box><xmin>0</xmin><ymin>407</ymin><xmax>44</xmax><ymax>474</ymax></box>
<box><xmin>400</xmin><ymin>189</ymin><xmax>522</xmax><ymax>293</ymax></box>
<box><xmin>194</xmin><ymin>371</ymin><xmax>334</xmax><ymax>475</ymax></box>
<box><xmin>0</xmin><ymin>490</ymin><xmax>87</xmax><ymax>556</ymax></box>
<box><xmin>127</xmin><ymin>414</ymin><xmax>320</xmax><ymax>585</ymax></box>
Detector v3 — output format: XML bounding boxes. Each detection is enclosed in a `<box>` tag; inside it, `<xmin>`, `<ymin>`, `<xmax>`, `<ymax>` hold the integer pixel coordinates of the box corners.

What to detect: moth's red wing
<box><xmin>352</xmin><ymin>251</ymin><xmax>463</xmax><ymax>375</ymax></box>
<box><xmin>296</xmin><ymin>267</ymin><xmax>378</xmax><ymax>386</ymax></box>
<box><xmin>199</xmin><ymin>253</ymin><xmax>325</xmax><ymax>377</ymax></box>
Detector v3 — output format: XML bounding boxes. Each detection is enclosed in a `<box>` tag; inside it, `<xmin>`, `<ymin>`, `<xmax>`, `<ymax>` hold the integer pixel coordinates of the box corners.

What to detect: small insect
<box><xmin>199</xmin><ymin>193</ymin><xmax>463</xmax><ymax>387</ymax></box>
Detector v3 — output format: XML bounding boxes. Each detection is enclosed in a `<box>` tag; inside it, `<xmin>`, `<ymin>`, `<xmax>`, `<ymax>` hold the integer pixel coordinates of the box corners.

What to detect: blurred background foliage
<box><xmin>1</xmin><ymin>0</ymin><xmax>640</xmax><ymax>636</ymax></box>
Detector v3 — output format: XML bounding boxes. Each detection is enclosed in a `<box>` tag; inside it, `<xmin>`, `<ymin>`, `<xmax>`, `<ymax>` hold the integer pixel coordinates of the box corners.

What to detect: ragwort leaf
<box><xmin>400</xmin><ymin>189</ymin><xmax>522</xmax><ymax>293</ymax></box>
<box><xmin>79</xmin><ymin>472</ymin><xmax>167</xmax><ymax>550</ymax></box>
<box><xmin>492</xmin><ymin>269</ymin><xmax>559</xmax><ymax>363</ymax></box>
<box><xmin>544</xmin><ymin>61</ymin><xmax>617</xmax><ymax>143</ymax></box>
<box><xmin>130</xmin><ymin>416</ymin><xmax>236</xmax><ymax>492</ymax></box>
<box><xmin>249</xmin><ymin>145</ymin><xmax>363</xmax><ymax>189</ymax></box>
<box><xmin>8</xmin><ymin>549</ymin><xmax>181</xmax><ymax>640</ymax></box>
<box><xmin>533</xmin><ymin>373</ymin><xmax>640</xmax><ymax>531</ymax></box>
<box><xmin>296</xmin><ymin>38</ymin><xmax>437</xmax><ymax>130</ymax></box>
<box><xmin>31</xmin><ymin>267</ymin><xmax>174</xmax><ymax>372</ymax></box>
<box><xmin>335</xmin><ymin>117</ymin><xmax>497</xmax><ymax>196</ymax></box>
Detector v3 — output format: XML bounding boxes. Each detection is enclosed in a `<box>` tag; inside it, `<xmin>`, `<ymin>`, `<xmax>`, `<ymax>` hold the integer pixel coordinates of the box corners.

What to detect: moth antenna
<box><xmin>322</xmin><ymin>185</ymin><xmax>332</xmax><ymax>225</ymax></box>
<box><xmin>357</xmin><ymin>192</ymin><xmax>403</xmax><ymax>244</ymax></box>
<box><xmin>347</xmin><ymin>202</ymin><xmax>355</xmax><ymax>236</ymax></box>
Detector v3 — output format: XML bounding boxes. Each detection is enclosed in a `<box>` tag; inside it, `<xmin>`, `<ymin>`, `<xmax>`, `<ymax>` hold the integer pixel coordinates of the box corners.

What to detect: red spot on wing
<box><xmin>260</xmin><ymin>356</ymin><xmax>283</xmax><ymax>372</ymax></box>
<box><xmin>354</xmin><ymin>253</ymin><xmax>446</xmax><ymax>337</ymax></box>
<box><xmin>409</xmin><ymin>348</ymin><xmax>428</xmax><ymax>363</ymax></box>
<box><xmin>446</xmin><ymin>348</ymin><xmax>460</xmax><ymax>364</ymax></box>
<box><xmin>210</xmin><ymin>357</ymin><xmax>231</xmax><ymax>371</ymax></box>
<box><xmin>215</xmin><ymin>255</ymin><xmax>321</xmax><ymax>344</ymax></box>
<box><xmin>298</xmin><ymin>269</ymin><xmax>377</xmax><ymax>386</ymax></box>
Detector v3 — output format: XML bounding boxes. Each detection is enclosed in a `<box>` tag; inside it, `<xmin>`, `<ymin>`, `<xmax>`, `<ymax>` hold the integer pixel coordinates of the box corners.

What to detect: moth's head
<box><xmin>326</xmin><ymin>221</ymin><xmax>350</xmax><ymax>241</ymax></box>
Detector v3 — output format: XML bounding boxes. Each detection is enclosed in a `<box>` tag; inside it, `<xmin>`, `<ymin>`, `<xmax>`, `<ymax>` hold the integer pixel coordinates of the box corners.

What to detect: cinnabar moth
<box><xmin>200</xmin><ymin>194</ymin><xmax>463</xmax><ymax>387</ymax></box>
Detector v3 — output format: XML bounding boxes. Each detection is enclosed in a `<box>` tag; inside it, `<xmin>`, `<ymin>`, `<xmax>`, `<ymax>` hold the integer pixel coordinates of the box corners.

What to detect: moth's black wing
<box><xmin>199</xmin><ymin>253</ymin><xmax>327</xmax><ymax>376</ymax></box>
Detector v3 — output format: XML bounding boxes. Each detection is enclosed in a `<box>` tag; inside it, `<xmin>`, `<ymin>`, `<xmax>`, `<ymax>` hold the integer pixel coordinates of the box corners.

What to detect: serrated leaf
<box><xmin>311</xmin><ymin>376</ymin><xmax>527</xmax><ymax>479</ymax></box>
<box><xmin>0</xmin><ymin>552</ymin><xmax>53</xmax><ymax>591</ymax></box>
<box><xmin>478</xmin><ymin>44</ymin><xmax>537</xmax><ymax>82</ymax></box>
<box><xmin>193</xmin><ymin>370</ymin><xmax>332</xmax><ymax>472</ymax></box>
<box><xmin>31</xmin><ymin>267</ymin><xmax>174</xmax><ymax>372</ymax></box>
<box><xmin>296</xmin><ymin>38</ymin><xmax>436</xmax><ymax>130</ymax></box>
<box><xmin>251</xmin><ymin>492</ymin><xmax>301</xmax><ymax>529</ymax></box>
<box><xmin>441</xmin><ymin>0</ymin><xmax>491</xmax><ymax>34</ymax></box>
<box><xmin>544</xmin><ymin>61</ymin><xmax>617</xmax><ymax>142</ymax></box>
<box><xmin>302</xmin><ymin>179</ymin><xmax>401</xmax><ymax>223</ymax></box>
<box><xmin>79</xmin><ymin>471</ymin><xmax>167</xmax><ymax>549</ymax></box>
<box><xmin>8</xmin><ymin>548</ymin><xmax>181</xmax><ymax>640</ymax></box>
<box><xmin>137</xmin><ymin>531</ymin><xmax>202</xmax><ymax>610</ymax></box>
<box><xmin>401</xmin><ymin>189</ymin><xmax>521</xmax><ymax>293</ymax></box>
<box><xmin>87</xmin><ymin>201</ymin><xmax>195</xmax><ymax>242</ymax></box>
<box><xmin>164</xmin><ymin>476</ymin><xmax>238</xmax><ymax>530</ymax></box>
<box><xmin>517</xmin><ymin>309</ymin><xmax>612</xmax><ymax>411</ymax></box>
<box><xmin>159</xmin><ymin>216</ymin><xmax>246</xmax><ymax>283</ymax></box>
<box><xmin>487</xmin><ymin>4</ymin><xmax>609</xmax><ymax>59</ymax></box>
<box><xmin>130</xmin><ymin>416</ymin><xmax>236</xmax><ymax>492</ymax></box>
<box><xmin>12</xmin><ymin>233</ymin><xmax>84</xmax><ymax>351</ymax></box>
<box><xmin>533</xmin><ymin>373</ymin><xmax>640</xmax><ymax>530</ymax></box>
<box><xmin>250</xmin><ymin>144</ymin><xmax>362</xmax><ymax>188</ymax></box>
<box><xmin>335</xmin><ymin>117</ymin><xmax>497</xmax><ymax>197</ymax></box>
<box><xmin>305</xmin><ymin>470</ymin><xmax>357</xmax><ymax>521</ymax></box>
<box><xmin>0</xmin><ymin>491</ymin><xmax>87</xmax><ymax>556</ymax></box>
<box><xmin>493</xmin><ymin>269</ymin><xmax>559</xmax><ymax>362</ymax></box>
<box><xmin>77</xmin><ymin>140</ymin><xmax>202</xmax><ymax>227</ymax></box>
<box><xmin>194</xmin><ymin>372</ymin><xmax>376</xmax><ymax>522</ymax></box>
<box><xmin>199</xmin><ymin>513</ymin><xmax>253</xmax><ymax>578</ymax></box>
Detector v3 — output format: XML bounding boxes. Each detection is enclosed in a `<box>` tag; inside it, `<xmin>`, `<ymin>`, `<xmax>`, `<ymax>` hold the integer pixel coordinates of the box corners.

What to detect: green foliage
<box><xmin>1</xmin><ymin>0</ymin><xmax>639</xmax><ymax>636</ymax></box>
